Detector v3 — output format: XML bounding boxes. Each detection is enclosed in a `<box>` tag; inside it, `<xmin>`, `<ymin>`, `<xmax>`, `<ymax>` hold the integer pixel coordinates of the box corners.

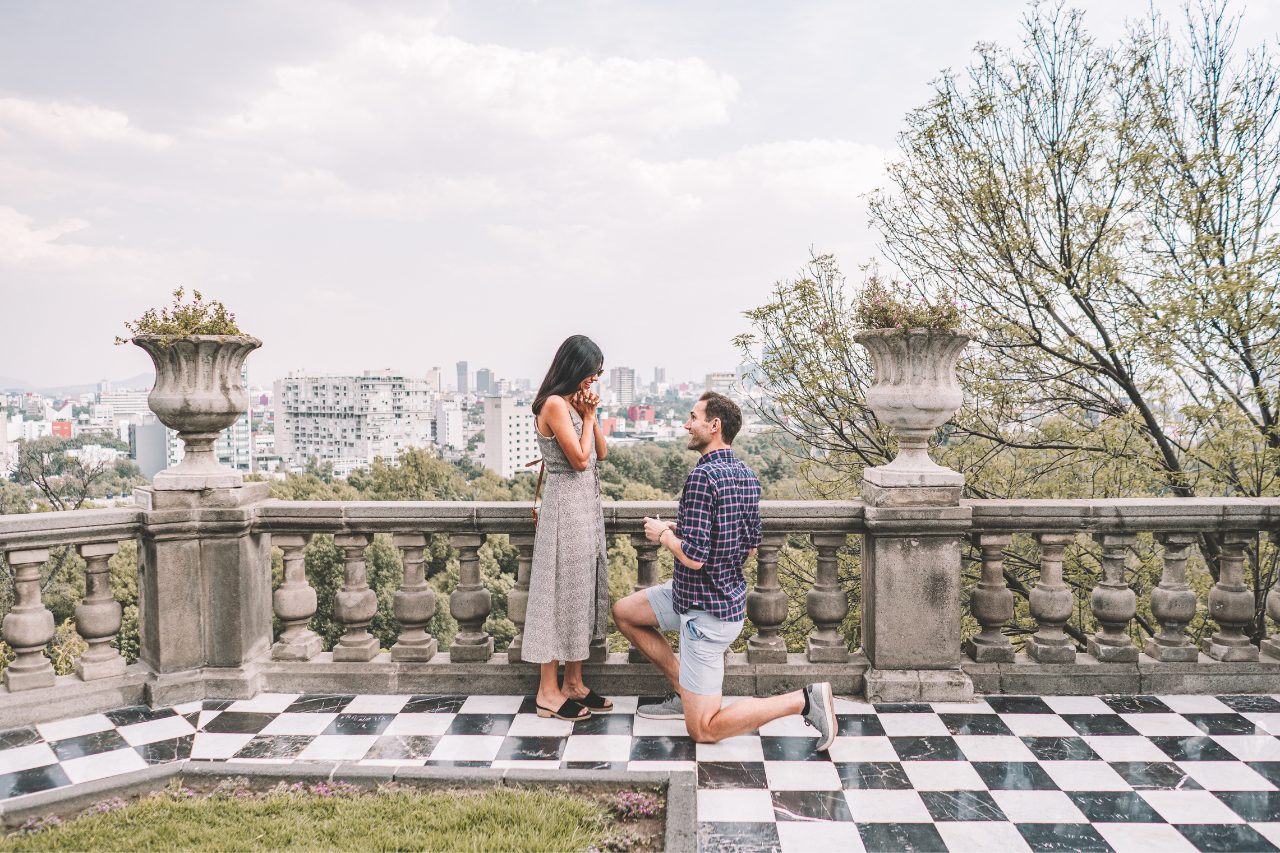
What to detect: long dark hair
<box><xmin>532</xmin><ymin>335</ymin><xmax>603</xmax><ymax>415</ymax></box>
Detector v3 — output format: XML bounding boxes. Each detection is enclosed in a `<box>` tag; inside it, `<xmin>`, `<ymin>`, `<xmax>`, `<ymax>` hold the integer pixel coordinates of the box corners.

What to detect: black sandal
<box><xmin>577</xmin><ymin>689</ymin><xmax>614</xmax><ymax>714</ymax></box>
<box><xmin>536</xmin><ymin>699</ymin><xmax>590</xmax><ymax>721</ymax></box>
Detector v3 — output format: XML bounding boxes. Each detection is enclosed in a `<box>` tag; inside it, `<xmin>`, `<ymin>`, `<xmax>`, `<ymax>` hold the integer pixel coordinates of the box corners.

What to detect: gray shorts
<box><xmin>645</xmin><ymin>580</ymin><xmax>743</xmax><ymax>696</ymax></box>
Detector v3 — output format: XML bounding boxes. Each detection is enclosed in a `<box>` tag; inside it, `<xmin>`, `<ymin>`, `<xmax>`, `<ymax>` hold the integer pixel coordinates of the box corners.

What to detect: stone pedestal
<box><xmin>860</xmin><ymin>497</ymin><xmax>974</xmax><ymax>702</ymax></box>
<box><xmin>135</xmin><ymin>482</ymin><xmax>272</xmax><ymax>704</ymax></box>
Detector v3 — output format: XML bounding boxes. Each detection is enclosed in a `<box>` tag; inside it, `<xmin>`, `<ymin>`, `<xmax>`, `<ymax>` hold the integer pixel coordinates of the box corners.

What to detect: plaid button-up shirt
<box><xmin>673</xmin><ymin>447</ymin><xmax>763</xmax><ymax>621</ymax></box>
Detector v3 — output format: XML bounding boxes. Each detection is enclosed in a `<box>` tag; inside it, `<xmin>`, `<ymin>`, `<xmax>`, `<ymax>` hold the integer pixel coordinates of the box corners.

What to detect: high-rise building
<box><xmin>609</xmin><ymin>366</ymin><xmax>637</xmax><ymax>406</ymax></box>
<box><xmin>476</xmin><ymin>368</ymin><xmax>493</xmax><ymax>395</ymax></box>
<box><xmin>654</xmin><ymin>367</ymin><xmax>666</xmax><ymax>384</ymax></box>
<box><xmin>483</xmin><ymin>395</ymin><xmax>539</xmax><ymax>478</ymax></box>
<box><xmin>426</xmin><ymin>366</ymin><xmax>443</xmax><ymax>393</ymax></box>
<box><xmin>435</xmin><ymin>400</ymin><xmax>464</xmax><ymax>449</ymax></box>
<box><xmin>704</xmin><ymin>372</ymin><xmax>736</xmax><ymax>396</ymax></box>
<box><xmin>274</xmin><ymin>371</ymin><xmax>435</xmax><ymax>476</ymax></box>
<box><xmin>456</xmin><ymin>361</ymin><xmax>470</xmax><ymax>395</ymax></box>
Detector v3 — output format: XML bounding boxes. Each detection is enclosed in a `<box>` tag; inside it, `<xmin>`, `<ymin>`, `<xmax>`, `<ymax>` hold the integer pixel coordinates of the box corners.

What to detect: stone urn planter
<box><xmin>133</xmin><ymin>335</ymin><xmax>262</xmax><ymax>490</ymax></box>
<box><xmin>854</xmin><ymin>327</ymin><xmax>974</xmax><ymax>502</ymax></box>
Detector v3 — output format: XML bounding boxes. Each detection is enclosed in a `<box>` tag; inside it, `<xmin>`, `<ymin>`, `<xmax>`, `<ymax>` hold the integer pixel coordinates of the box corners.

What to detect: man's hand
<box><xmin>642</xmin><ymin>516</ymin><xmax>670</xmax><ymax>542</ymax></box>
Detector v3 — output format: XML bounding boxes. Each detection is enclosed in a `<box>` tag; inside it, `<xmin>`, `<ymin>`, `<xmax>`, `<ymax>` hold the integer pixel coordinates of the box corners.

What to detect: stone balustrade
<box><xmin>3</xmin><ymin>489</ymin><xmax>1280</xmax><ymax>727</ymax></box>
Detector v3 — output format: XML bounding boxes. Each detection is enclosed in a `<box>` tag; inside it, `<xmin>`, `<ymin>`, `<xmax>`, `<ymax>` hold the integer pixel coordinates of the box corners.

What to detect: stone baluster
<box><xmin>332</xmin><ymin>533</ymin><xmax>378</xmax><ymax>662</ymax></box>
<box><xmin>1026</xmin><ymin>533</ymin><xmax>1077</xmax><ymax>663</ymax></box>
<box><xmin>747</xmin><ymin>535</ymin><xmax>788</xmax><ymax>663</ymax></box>
<box><xmin>964</xmin><ymin>533</ymin><xmax>1014</xmax><ymax>662</ymax></box>
<box><xmin>74</xmin><ymin>542</ymin><xmax>126</xmax><ymax>680</ymax></box>
<box><xmin>449</xmin><ymin>534</ymin><xmax>493</xmax><ymax>661</ymax></box>
<box><xmin>587</xmin><ymin>537</ymin><xmax>610</xmax><ymax>664</ymax></box>
<box><xmin>1262</xmin><ymin>531</ymin><xmax>1280</xmax><ymax>660</ymax></box>
<box><xmin>1088</xmin><ymin>532</ymin><xmax>1138</xmax><ymax>662</ymax></box>
<box><xmin>271</xmin><ymin>534</ymin><xmax>321</xmax><ymax>661</ymax></box>
<box><xmin>392</xmin><ymin>533</ymin><xmax>437</xmax><ymax>662</ymax></box>
<box><xmin>629</xmin><ymin>533</ymin><xmax>662</xmax><ymax>663</ymax></box>
<box><xmin>1202</xmin><ymin>531</ymin><xmax>1259</xmax><ymax>661</ymax></box>
<box><xmin>506</xmin><ymin>534</ymin><xmax>535</xmax><ymax>664</ymax></box>
<box><xmin>2</xmin><ymin>548</ymin><xmax>55</xmax><ymax>691</ymax></box>
<box><xmin>807</xmin><ymin>534</ymin><xmax>849</xmax><ymax>662</ymax></box>
<box><xmin>1144</xmin><ymin>533</ymin><xmax>1199</xmax><ymax>662</ymax></box>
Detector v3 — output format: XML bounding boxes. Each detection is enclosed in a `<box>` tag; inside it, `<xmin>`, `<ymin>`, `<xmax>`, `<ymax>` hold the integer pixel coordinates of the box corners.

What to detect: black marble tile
<box><xmin>323</xmin><ymin>714</ymin><xmax>395</xmax><ymax>736</ymax></box>
<box><xmin>0</xmin><ymin>764</ymin><xmax>70</xmax><ymax>800</ymax></box>
<box><xmin>445</xmin><ymin>714</ymin><xmax>514</xmax><ymax>736</ymax></box>
<box><xmin>837</xmin><ymin>714</ymin><xmax>885</xmax><ymax>737</ymax></box>
<box><xmin>134</xmin><ymin>735</ymin><xmax>194</xmax><ymax>764</ymax></box>
<box><xmin>0</xmin><ymin>727</ymin><xmax>41</xmax><ymax>750</ymax></box>
<box><xmin>1149</xmin><ymin>735</ymin><xmax>1239</xmax><ymax>762</ymax></box>
<box><xmin>1108</xmin><ymin>761</ymin><xmax>1201</xmax><ymax>790</ymax></box>
<box><xmin>629</xmin><ymin>736</ymin><xmax>696</xmax><ymax>762</ymax></box>
<box><xmin>1061</xmin><ymin>714</ymin><xmax>1138</xmax><ymax>736</ymax></box>
<box><xmin>199</xmin><ymin>712</ymin><xmax>276</xmax><ymax>735</ymax></box>
<box><xmin>1067</xmin><ymin>791</ymin><xmax>1165</xmax><ymax>822</ymax></box>
<box><xmin>855</xmin><ymin>822</ymin><xmax>947</xmax><ymax>853</ymax></box>
<box><xmin>772</xmin><ymin>789</ymin><xmax>854</xmax><ymax>822</ymax></box>
<box><xmin>761</xmin><ymin>736</ymin><xmax>829</xmax><ymax>762</ymax></box>
<box><xmin>1184</xmin><ymin>713</ymin><xmax>1259</xmax><ymax>735</ymax></box>
<box><xmin>401</xmin><ymin>695</ymin><xmax>467</xmax><ymax>714</ymax></box>
<box><xmin>972</xmin><ymin>761</ymin><xmax>1059</xmax><ymax>791</ymax></box>
<box><xmin>104</xmin><ymin>706</ymin><xmax>178</xmax><ymax>727</ymax></box>
<box><xmin>572</xmin><ymin>713</ymin><xmax>632</xmax><ymax>735</ymax></box>
<box><xmin>201</xmin><ymin>699</ymin><xmax>234</xmax><ymax>711</ymax></box>
<box><xmin>1021</xmin><ymin>737</ymin><xmax>1101</xmax><ymax>761</ymax></box>
<box><xmin>697</xmin><ymin>761</ymin><xmax>768</xmax><ymax>789</ymax></box>
<box><xmin>364</xmin><ymin>735</ymin><xmax>439</xmax><ymax>761</ymax></box>
<box><xmin>422</xmin><ymin>759</ymin><xmax>491</xmax><ymax>767</ymax></box>
<box><xmin>699</xmin><ymin>821</ymin><xmax>781</xmax><ymax>853</ymax></box>
<box><xmin>835</xmin><ymin>761</ymin><xmax>913</xmax><ymax>790</ymax></box>
<box><xmin>889</xmin><ymin>736</ymin><xmax>965</xmax><ymax>761</ymax></box>
<box><xmin>1215</xmin><ymin>790</ymin><xmax>1280</xmax><ymax>822</ymax></box>
<box><xmin>920</xmin><ymin>790</ymin><xmax>1007</xmax><ymax>821</ymax></box>
<box><xmin>1249</xmin><ymin>762</ymin><xmax>1280</xmax><ymax>787</ymax></box>
<box><xmin>986</xmin><ymin>696</ymin><xmax>1054</xmax><ymax>714</ymax></box>
<box><xmin>561</xmin><ymin>761</ymin><xmax>628</xmax><ymax>770</ymax></box>
<box><xmin>940</xmin><ymin>713</ymin><xmax>1013</xmax><ymax>736</ymax></box>
<box><xmin>495</xmin><ymin>736</ymin><xmax>566</xmax><ymax>761</ymax></box>
<box><xmin>1101</xmin><ymin>695</ymin><xmax>1172</xmax><ymax>714</ymax></box>
<box><xmin>182</xmin><ymin>712</ymin><xmax>201</xmax><ymax>728</ymax></box>
<box><xmin>1218</xmin><ymin>695</ymin><xmax>1280</xmax><ymax>714</ymax></box>
<box><xmin>1016</xmin><ymin>822</ymin><xmax>1112</xmax><ymax>852</ymax></box>
<box><xmin>874</xmin><ymin>703</ymin><xmax>933</xmax><ymax>713</ymax></box>
<box><xmin>1176</xmin><ymin>823</ymin><xmax>1280</xmax><ymax>852</ymax></box>
<box><xmin>517</xmin><ymin>696</ymin><xmax>540</xmax><ymax>715</ymax></box>
<box><xmin>284</xmin><ymin>694</ymin><xmax>354</xmax><ymax>714</ymax></box>
<box><xmin>233</xmin><ymin>735</ymin><xmax>314</xmax><ymax>760</ymax></box>
<box><xmin>50</xmin><ymin>729</ymin><xmax>130</xmax><ymax>761</ymax></box>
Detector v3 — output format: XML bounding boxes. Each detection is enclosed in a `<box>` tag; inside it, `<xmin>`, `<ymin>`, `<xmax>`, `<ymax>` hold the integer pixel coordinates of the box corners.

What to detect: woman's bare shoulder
<box><xmin>543</xmin><ymin>395</ymin><xmax>570</xmax><ymax>411</ymax></box>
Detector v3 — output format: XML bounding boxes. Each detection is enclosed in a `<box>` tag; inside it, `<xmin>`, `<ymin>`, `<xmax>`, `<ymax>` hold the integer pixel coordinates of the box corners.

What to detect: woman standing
<box><xmin>523</xmin><ymin>335</ymin><xmax>613</xmax><ymax>721</ymax></box>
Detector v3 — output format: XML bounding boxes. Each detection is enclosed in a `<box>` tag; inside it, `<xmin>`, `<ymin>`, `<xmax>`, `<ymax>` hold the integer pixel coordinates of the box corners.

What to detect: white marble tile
<box><xmin>758</xmin><ymin>715</ymin><xmax>818</xmax><ymax>737</ymax></box>
<box><xmin>226</xmin><ymin>693</ymin><xmax>299</xmax><ymax>713</ymax></box>
<box><xmin>172</xmin><ymin>701</ymin><xmax>202</xmax><ymax>715</ymax></box>
<box><xmin>342</xmin><ymin>695</ymin><xmax>409</xmax><ymax>714</ymax></box>
<box><xmin>936</xmin><ymin>821</ymin><xmax>1032</xmax><ymax>853</ymax></box>
<box><xmin>955</xmin><ymin>735</ymin><xmax>1038</xmax><ymax>762</ymax></box>
<box><xmin>1253</xmin><ymin>823</ymin><xmax>1280</xmax><ymax>848</ymax></box>
<box><xmin>1040</xmin><ymin>760</ymin><xmax>1132</xmax><ymax>791</ymax></box>
<box><xmin>1139</xmin><ymin>789</ymin><xmax>1246</xmax><ymax>824</ymax></box>
<box><xmin>931</xmin><ymin>701</ymin><xmax>995</xmax><ymax>714</ymax></box>
<box><xmin>901</xmin><ymin>760</ymin><xmax>986</xmax><ymax>791</ymax></box>
<box><xmin>1120</xmin><ymin>714</ymin><xmax>1205</xmax><ymax>737</ymax></box>
<box><xmin>627</xmin><ymin>760</ymin><xmax>696</xmax><ymax>773</ymax></box>
<box><xmin>383</xmin><ymin>714</ymin><xmax>455</xmax><ymax>737</ymax></box>
<box><xmin>632</xmin><ymin>716</ymin><xmax>690</xmax><ymax>737</ymax></box>
<box><xmin>506</xmin><ymin>715</ymin><xmax>576</xmax><ymax>737</ymax></box>
<box><xmin>458</xmin><ymin>695</ymin><xmax>525</xmax><ymax>714</ymax></box>
<box><xmin>833</xmin><ymin>697</ymin><xmax>875</xmax><ymax>714</ymax></box>
<box><xmin>999</xmin><ymin>714</ymin><xmax>1079</xmax><ymax>737</ymax></box>
<box><xmin>426</xmin><ymin>735</ymin><xmax>504</xmax><ymax>762</ymax></box>
<box><xmin>258</xmin><ymin>713</ymin><xmax>339</xmax><ymax>737</ymax></box>
<box><xmin>878</xmin><ymin>713</ymin><xmax>949</xmax><ymax>737</ymax></box>
<box><xmin>826</xmin><ymin>736</ymin><xmax>898</xmax><ymax>763</ymax></box>
<box><xmin>190</xmin><ymin>733</ymin><xmax>255</xmax><ymax>760</ymax></box>
<box><xmin>1212</xmin><ymin>735</ymin><xmax>1280</xmax><ymax>762</ymax></box>
<box><xmin>490</xmin><ymin>760</ymin><xmax>561</xmax><ymax>770</ymax></box>
<box><xmin>604</xmin><ymin>696</ymin><xmax>638</xmax><ymax>714</ymax></box>
<box><xmin>60</xmin><ymin>748</ymin><xmax>148</xmax><ymax>785</ymax></box>
<box><xmin>0</xmin><ymin>742</ymin><xmax>57</xmax><ymax>775</ymax></box>
<box><xmin>842</xmin><ymin>789</ymin><xmax>932</xmax><ymax>823</ymax></box>
<box><xmin>1093</xmin><ymin>822</ymin><xmax>1197</xmax><ymax>852</ymax></box>
<box><xmin>695</xmin><ymin>735</ymin><xmax>765</xmax><ymax>763</ymax></box>
<box><xmin>561</xmin><ymin>735</ymin><xmax>634</xmax><ymax>763</ymax></box>
<box><xmin>776</xmin><ymin>820</ymin><xmax>866</xmax><ymax>853</ymax></box>
<box><xmin>764</xmin><ymin>761</ymin><xmax>842</xmax><ymax>791</ymax></box>
<box><xmin>1156</xmin><ymin>696</ymin><xmax>1233</xmax><ymax>714</ymax></box>
<box><xmin>36</xmin><ymin>714</ymin><xmax>113</xmax><ymax>742</ymax></box>
<box><xmin>1081</xmin><ymin>736</ymin><xmax>1171</xmax><ymax>763</ymax></box>
<box><xmin>989</xmin><ymin>790</ymin><xmax>1089</xmax><ymax>823</ymax></box>
<box><xmin>117</xmin><ymin>715</ymin><xmax>197</xmax><ymax>746</ymax></box>
<box><xmin>1175</xmin><ymin>760</ymin><xmax>1278</xmax><ymax>791</ymax></box>
<box><xmin>1244</xmin><ymin>713</ymin><xmax>1280</xmax><ymax>735</ymax></box>
<box><xmin>697</xmin><ymin>789</ymin><xmax>776</xmax><ymax>823</ymax></box>
<box><xmin>1043</xmin><ymin>696</ymin><xmax>1114</xmax><ymax>715</ymax></box>
<box><xmin>295</xmin><ymin>735</ymin><xmax>378</xmax><ymax>761</ymax></box>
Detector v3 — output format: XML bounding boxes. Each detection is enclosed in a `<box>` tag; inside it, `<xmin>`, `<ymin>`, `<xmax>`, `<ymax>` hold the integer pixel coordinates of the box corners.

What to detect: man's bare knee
<box><xmin>685</xmin><ymin>719</ymin><xmax>720</xmax><ymax>744</ymax></box>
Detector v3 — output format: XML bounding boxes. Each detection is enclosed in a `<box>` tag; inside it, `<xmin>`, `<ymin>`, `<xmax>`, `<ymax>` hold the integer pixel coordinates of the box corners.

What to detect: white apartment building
<box><xmin>483</xmin><ymin>395</ymin><xmax>539</xmax><ymax>478</ymax></box>
<box><xmin>705</xmin><ymin>371</ymin><xmax>737</xmax><ymax>397</ymax></box>
<box><xmin>96</xmin><ymin>389</ymin><xmax>152</xmax><ymax>425</ymax></box>
<box><xmin>273</xmin><ymin>371</ymin><xmax>436</xmax><ymax>476</ymax></box>
<box><xmin>435</xmin><ymin>400</ymin><xmax>464</xmax><ymax>449</ymax></box>
<box><xmin>609</xmin><ymin>366</ymin><xmax>636</xmax><ymax>407</ymax></box>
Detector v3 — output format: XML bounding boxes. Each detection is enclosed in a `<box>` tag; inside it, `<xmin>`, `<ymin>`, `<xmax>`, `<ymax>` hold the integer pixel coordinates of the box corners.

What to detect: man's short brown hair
<box><xmin>700</xmin><ymin>392</ymin><xmax>742</xmax><ymax>444</ymax></box>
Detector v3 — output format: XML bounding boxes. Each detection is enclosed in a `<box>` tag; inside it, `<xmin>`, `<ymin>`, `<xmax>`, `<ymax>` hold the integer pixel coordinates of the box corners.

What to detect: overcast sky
<box><xmin>3</xmin><ymin>0</ymin><xmax>1273</xmax><ymax>389</ymax></box>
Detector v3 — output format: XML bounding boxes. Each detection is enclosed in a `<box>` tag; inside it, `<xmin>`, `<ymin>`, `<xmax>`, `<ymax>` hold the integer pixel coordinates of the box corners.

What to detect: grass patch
<box><xmin>2</xmin><ymin>781</ymin><xmax>663</xmax><ymax>852</ymax></box>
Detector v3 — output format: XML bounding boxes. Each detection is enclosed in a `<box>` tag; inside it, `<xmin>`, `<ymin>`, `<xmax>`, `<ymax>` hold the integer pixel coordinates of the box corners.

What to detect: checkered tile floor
<box><xmin>6</xmin><ymin>694</ymin><xmax>1280</xmax><ymax>851</ymax></box>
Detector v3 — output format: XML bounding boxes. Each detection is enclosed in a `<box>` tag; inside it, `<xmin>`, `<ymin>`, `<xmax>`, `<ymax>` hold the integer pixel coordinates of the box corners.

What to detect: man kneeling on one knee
<box><xmin>612</xmin><ymin>392</ymin><xmax>837</xmax><ymax>748</ymax></box>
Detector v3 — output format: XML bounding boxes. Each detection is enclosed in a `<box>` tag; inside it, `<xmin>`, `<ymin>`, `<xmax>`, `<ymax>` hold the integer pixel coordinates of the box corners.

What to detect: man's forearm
<box><xmin>658</xmin><ymin>527</ymin><xmax>703</xmax><ymax>570</ymax></box>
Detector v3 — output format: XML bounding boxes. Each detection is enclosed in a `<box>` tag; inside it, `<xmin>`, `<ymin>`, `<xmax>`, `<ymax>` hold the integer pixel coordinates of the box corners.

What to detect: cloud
<box><xmin>218</xmin><ymin>20</ymin><xmax>739</xmax><ymax>143</ymax></box>
<box><xmin>0</xmin><ymin>97</ymin><xmax>174</xmax><ymax>150</ymax></box>
<box><xmin>0</xmin><ymin>206</ymin><xmax>147</xmax><ymax>269</ymax></box>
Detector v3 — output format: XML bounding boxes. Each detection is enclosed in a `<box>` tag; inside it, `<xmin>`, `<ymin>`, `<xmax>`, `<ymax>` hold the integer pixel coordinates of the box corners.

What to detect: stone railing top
<box><xmin>0</xmin><ymin>507</ymin><xmax>144</xmax><ymax>551</ymax></box>
<box><xmin>966</xmin><ymin>497</ymin><xmax>1280</xmax><ymax>534</ymax></box>
<box><xmin>252</xmin><ymin>499</ymin><xmax>867</xmax><ymax>535</ymax></box>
